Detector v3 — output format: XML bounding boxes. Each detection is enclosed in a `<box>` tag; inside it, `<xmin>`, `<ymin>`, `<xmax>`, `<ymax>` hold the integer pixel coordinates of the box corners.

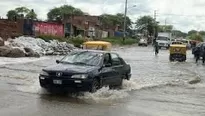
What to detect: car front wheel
<box><xmin>90</xmin><ymin>78</ymin><xmax>100</xmax><ymax>93</ymax></box>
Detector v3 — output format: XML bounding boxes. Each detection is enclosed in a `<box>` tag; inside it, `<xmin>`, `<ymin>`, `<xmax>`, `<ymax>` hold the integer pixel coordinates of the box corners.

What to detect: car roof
<box><xmin>72</xmin><ymin>49</ymin><xmax>116</xmax><ymax>54</ymax></box>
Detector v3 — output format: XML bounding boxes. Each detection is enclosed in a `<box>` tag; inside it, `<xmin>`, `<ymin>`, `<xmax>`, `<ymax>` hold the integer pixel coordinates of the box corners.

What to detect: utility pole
<box><xmin>123</xmin><ymin>0</ymin><xmax>128</xmax><ymax>42</ymax></box>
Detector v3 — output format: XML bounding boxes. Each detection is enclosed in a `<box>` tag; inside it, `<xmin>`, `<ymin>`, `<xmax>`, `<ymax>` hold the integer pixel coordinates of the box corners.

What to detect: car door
<box><xmin>100</xmin><ymin>53</ymin><xmax>116</xmax><ymax>86</ymax></box>
<box><xmin>110</xmin><ymin>53</ymin><xmax>124</xmax><ymax>85</ymax></box>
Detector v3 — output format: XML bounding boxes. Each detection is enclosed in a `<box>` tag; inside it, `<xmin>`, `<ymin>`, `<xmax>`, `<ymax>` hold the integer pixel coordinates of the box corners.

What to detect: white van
<box><xmin>156</xmin><ymin>36</ymin><xmax>171</xmax><ymax>49</ymax></box>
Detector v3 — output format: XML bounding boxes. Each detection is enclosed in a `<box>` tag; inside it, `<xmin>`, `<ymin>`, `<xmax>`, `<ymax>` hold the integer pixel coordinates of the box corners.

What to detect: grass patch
<box><xmin>102</xmin><ymin>37</ymin><xmax>138</xmax><ymax>45</ymax></box>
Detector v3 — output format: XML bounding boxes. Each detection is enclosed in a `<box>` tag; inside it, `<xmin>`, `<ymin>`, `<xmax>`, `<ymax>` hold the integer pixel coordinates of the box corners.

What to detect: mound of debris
<box><xmin>0</xmin><ymin>36</ymin><xmax>76</xmax><ymax>58</ymax></box>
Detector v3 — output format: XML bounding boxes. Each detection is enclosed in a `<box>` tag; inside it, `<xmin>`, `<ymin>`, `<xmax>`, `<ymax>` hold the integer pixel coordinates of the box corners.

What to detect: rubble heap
<box><xmin>0</xmin><ymin>36</ymin><xmax>76</xmax><ymax>58</ymax></box>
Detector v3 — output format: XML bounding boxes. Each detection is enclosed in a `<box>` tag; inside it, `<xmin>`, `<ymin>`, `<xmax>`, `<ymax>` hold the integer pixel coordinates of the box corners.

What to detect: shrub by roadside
<box><xmin>102</xmin><ymin>37</ymin><xmax>138</xmax><ymax>45</ymax></box>
<box><xmin>67</xmin><ymin>36</ymin><xmax>86</xmax><ymax>48</ymax></box>
<box><xmin>36</xmin><ymin>35</ymin><xmax>138</xmax><ymax>47</ymax></box>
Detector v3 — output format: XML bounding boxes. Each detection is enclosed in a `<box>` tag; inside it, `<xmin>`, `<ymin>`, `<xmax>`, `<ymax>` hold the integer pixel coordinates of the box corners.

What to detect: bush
<box><xmin>189</xmin><ymin>33</ymin><xmax>204</xmax><ymax>42</ymax></box>
<box><xmin>102</xmin><ymin>37</ymin><xmax>138</xmax><ymax>45</ymax></box>
<box><xmin>67</xmin><ymin>36</ymin><xmax>86</xmax><ymax>48</ymax></box>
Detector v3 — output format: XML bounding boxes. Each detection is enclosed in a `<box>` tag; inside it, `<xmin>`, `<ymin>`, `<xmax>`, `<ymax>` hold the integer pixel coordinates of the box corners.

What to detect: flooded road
<box><xmin>0</xmin><ymin>46</ymin><xmax>205</xmax><ymax>116</ymax></box>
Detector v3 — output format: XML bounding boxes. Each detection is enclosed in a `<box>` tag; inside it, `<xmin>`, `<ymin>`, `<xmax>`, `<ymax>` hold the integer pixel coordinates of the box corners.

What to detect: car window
<box><xmin>103</xmin><ymin>53</ymin><xmax>111</xmax><ymax>65</ymax></box>
<box><xmin>111</xmin><ymin>53</ymin><xmax>122</xmax><ymax>66</ymax></box>
<box><xmin>60</xmin><ymin>51</ymin><xmax>102</xmax><ymax>66</ymax></box>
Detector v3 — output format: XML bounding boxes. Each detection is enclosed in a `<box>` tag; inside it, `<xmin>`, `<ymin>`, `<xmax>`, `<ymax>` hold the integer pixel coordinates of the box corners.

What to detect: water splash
<box><xmin>14</xmin><ymin>76</ymin><xmax>204</xmax><ymax>104</ymax></box>
<box><xmin>78</xmin><ymin>87</ymin><xmax>129</xmax><ymax>104</ymax></box>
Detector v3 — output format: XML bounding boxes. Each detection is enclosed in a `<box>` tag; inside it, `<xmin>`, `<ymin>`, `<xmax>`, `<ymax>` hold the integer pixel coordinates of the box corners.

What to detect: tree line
<box><xmin>6</xmin><ymin>5</ymin><xmax>204</xmax><ymax>41</ymax></box>
<box><xmin>6</xmin><ymin>5</ymin><xmax>131</xmax><ymax>30</ymax></box>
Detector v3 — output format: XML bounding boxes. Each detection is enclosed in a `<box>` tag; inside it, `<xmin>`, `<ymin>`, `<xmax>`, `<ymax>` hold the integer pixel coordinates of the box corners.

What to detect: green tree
<box><xmin>6</xmin><ymin>7</ymin><xmax>37</xmax><ymax>20</ymax></box>
<box><xmin>100</xmin><ymin>14</ymin><xmax>114</xmax><ymax>26</ymax></box>
<box><xmin>15</xmin><ymin>7</ymin><xmax>30</xmax><ymax>16</ymax></box>
<box><xmin>26</xmin><ymin>9</ymin><xmax>37</xmax><ymax>19</ymax></box>
<box><xmin>135</xmin><ymin>15</ymin><xmax>157</xmax><ymax>36</ymax></box>
<box><xmin>172</xmin><ymin>30</ymin><xmax>187</xmax><ymax>38</ymax></box>
<box><xmin>199</xmin><ymin>31</ymin><xmax>205</xmax><ymax>36</ymax></box>
<box><xmin>188</xmin><ymin>30</ymin><xmax>197</xmax><ymax>36</ymax></box>
<box><xmin>7</xmin><ymin>10</ymin><xmax>18</xmax><ymax>20</ymax></box>
<box><xmin>189</xmin><ymin>33</ymin><xmax>203</xmax><ymax>42</ymax></box>
<box><xmin>100</xmin><ymin>13</ymin><xmax>131</xmax><ymax>30</ymax></box>
<box><xmin>158</xmin><ymin>25</ymin><xmax>173</xmax><ymax>32</ymax></box>
<box><xmin>47</xmin><ymin>5</ymin><xmax>84</xmax><ymax>21</ymax></box>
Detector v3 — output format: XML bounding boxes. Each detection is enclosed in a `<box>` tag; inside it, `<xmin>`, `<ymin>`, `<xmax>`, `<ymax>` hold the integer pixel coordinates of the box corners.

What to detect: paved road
<box><xmin>0</xmin><ymin>46</ymin><xmax>205</xmax><ymax>116</ymax></box>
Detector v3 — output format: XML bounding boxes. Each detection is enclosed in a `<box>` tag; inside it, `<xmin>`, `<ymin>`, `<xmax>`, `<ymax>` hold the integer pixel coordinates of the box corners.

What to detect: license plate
<box><xmin>53</xmin><ymin>80</ymin><xmax>62</xmax><ymax>85</ymax></box>
<box><xmin>74</xmin><ymin>80</ymin><xmax>82</xmax><ymax>83</ymax></box>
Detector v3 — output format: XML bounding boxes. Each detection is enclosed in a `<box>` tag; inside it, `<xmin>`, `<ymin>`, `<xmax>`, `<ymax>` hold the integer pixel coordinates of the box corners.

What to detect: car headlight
<box><xmin>71</xmin><ymin>74</ymin><xmax>88</xmax><ymax>79</ymax></box>
<box><xmin>40</xmin><ymin>71</ymin><xmax>49</xmax><ymax>76</ymax></box>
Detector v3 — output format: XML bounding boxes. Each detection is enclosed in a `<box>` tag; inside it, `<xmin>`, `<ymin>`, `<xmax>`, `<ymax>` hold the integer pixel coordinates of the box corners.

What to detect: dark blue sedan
<box><xmin>39</xmin><ymin>50</ymin><xmax>131</xmax><ymax>93</ymax></box>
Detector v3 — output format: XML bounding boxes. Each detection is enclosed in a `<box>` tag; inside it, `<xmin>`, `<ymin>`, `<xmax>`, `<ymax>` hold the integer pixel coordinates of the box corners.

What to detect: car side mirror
<box><xmin>56</xmin><ymin>60</ymin><xmax>60</xmax><ymax>64</ymax></box>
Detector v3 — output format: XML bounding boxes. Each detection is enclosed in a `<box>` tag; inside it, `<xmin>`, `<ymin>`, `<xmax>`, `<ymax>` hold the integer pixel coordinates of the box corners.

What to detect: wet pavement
<box><xmin>0</xmin><ymin>46</ymin><xmax>205</xmax><ymax>116</ymax></box>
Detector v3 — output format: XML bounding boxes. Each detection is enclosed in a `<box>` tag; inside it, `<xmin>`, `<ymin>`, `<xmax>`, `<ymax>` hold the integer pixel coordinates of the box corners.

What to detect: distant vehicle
<box><xmin>156</xmin><ymin>32</ymin><xmax>172</xmax><ymax>49</ymax></box>
<box><xmin>169</xmin><ymin>44</ymin><xmax>187</xmax><ymax>62</ymax></box>
<box><xmin>181</xmin><ymin>39</ymin><xmax>191</xmax><ymax>49</ymax></box>
<box><xmin>82</xmin><ymin>41</ymin><xmax>112</xmax><ymax>51</ymax></box>
<box><xmin>39</xmin><ymin>50</ymin><xmax>131</xmax><ymax>93</ymax></box>
<box><xmin>156</xmin><ymin>36</ymin><xmax>171</xmax><ymax>49</ymax></box>
<box><xmin>138</xmin><ymin>38</ymin><xmax>148</xmax><ymax>46</ymax></box>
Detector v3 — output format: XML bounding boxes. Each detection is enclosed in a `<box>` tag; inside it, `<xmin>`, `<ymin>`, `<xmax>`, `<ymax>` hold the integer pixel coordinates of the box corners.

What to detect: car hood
<box><xmin>43</xmin><ymin>63</ymin><xmax>98</xmax><ymax>74</ymax></box>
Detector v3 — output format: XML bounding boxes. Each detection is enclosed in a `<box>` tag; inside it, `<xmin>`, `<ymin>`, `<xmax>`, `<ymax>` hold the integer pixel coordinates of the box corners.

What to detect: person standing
<box><xmin>155</xmin><ymin>42</ymin><xmax>159</xmax><ymax>55</ymax></box>
<box><xmin>195</xmin><ymin>47</ymin><xmax>200</xmax><ymax>63</ymax></box>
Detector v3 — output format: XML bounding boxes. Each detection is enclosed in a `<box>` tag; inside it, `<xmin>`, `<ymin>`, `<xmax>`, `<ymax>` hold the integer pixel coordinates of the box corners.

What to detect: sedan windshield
<box><xmin>60</xmin><ymin>51</ymin><xmax>102</xmax><ymax>66</ymax></box>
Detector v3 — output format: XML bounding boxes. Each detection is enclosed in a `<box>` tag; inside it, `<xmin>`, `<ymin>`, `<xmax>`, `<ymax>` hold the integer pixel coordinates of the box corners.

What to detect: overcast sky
<box><xmin>1</xmin><ymin>0</ymin><xmax>205</xmax><ymax>32</ymax></box>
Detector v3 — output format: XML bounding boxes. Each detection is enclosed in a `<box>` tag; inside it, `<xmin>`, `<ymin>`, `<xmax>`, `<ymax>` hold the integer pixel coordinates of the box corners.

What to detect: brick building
<box><xmin>62</xmin><ymin>14</ymin><xmax>123</xmax><ymax>38</ymax></box>
<box><xmin>63</xmin><ymin>15</ymin><xmax>101</xmax><ymax>38</ymax></box>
